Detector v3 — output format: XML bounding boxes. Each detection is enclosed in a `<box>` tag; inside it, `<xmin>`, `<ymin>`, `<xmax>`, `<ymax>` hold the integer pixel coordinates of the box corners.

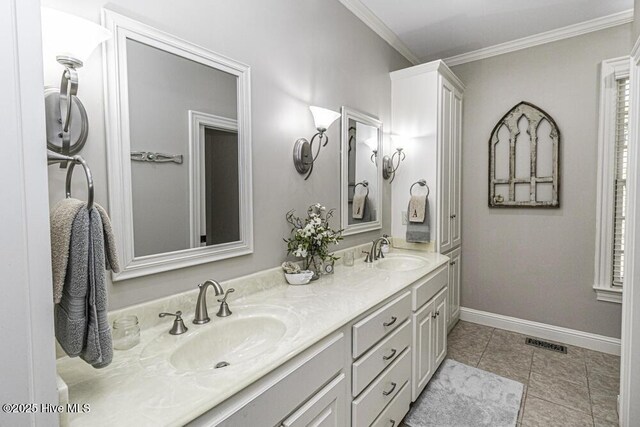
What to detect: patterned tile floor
<box><xmin>404</xmin><ymin>321</ymin><xmax>620</xmax><ymax>427</ymax></box>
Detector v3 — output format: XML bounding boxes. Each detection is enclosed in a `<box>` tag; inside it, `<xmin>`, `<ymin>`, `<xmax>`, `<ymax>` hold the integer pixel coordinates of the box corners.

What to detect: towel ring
<box><xmin>410</xmin><ymin>179</ymin><xmax>429</xmax><ymax>199</ymax></box>
<box><xmin>65</xmin><ymin>155</ymin><xmax>94</xmax><ymax>209</ymax></box>
<box><xmin>354</xmin><ymin>180</ymin><xmax>369</xmax><ymax>197</ymax></box>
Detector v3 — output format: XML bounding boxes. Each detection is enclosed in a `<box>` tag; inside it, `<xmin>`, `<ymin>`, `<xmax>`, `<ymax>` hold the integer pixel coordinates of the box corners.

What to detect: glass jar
<box><xmin>343</xmin><ymin>250</ymin><xmax>355</xmax><ymax>267</ymax></box>
<box><xmin>112</xmin><ymin>315</ymin><xmax>140</xmax><ymax>350</ymax></box>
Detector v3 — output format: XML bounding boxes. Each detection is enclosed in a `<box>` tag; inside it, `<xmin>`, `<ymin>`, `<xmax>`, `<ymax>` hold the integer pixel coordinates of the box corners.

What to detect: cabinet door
<box><xmin>281</xmin><ymin>373</ymin><xmax>347</xmax><ymax>427</ymax></box>
<box><xmin>411</xmin><ymin>298</ymin><xmax>436</xmax><ymax>401</ymax></box>
<box><xmin>450</xmin><ymin>88</ymin><xmax>463</xmax><ymax>249</ymax></box>
<box><xmin>434</xmin><ymin>288</ymin><xmax>448</xmax><ymax>368</ymax></box>
<box><xmin>438</xmin><ymin>78</ymin><xmax>454</xmax><ymax>253</ymax></box>
<box><xmin>448</xmin><ymin>248</ymin><xmax>461</xmax><ymax>330</ymax></box>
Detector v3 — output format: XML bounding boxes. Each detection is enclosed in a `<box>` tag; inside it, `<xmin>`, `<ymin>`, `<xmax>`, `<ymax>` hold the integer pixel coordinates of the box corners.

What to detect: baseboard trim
<box><xmin>459</xmin><ymin>307</ymin><xmax>621</xmax><ymax>355</ymax></box>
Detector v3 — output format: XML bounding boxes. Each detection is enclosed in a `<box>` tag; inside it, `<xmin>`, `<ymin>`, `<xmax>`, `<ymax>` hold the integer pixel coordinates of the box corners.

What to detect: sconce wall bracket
<box><xmin>293</xmin><ymin>131</ymin><xmax>327</xmax><ymax>180</ymax></box>
<box><xmin>382</xmin><ymin>147</ymin><xmax>405</xmax><ymax>183</ymax></box>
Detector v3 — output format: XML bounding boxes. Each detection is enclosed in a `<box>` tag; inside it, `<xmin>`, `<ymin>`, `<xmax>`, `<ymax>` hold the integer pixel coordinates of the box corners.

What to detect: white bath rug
<box><xmin>404</xmin><ymin>359</ymin><xmax>524</xmax><ymax>427</ymax></box>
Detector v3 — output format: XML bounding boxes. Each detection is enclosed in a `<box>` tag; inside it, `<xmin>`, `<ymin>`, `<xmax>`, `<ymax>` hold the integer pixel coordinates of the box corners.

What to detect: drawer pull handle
<box><xmin>383</xmin><ymin>316</ymin><xmax>397</xmax><ymax>327</ymax></box>
<box><xmin>389</xmin><ymin>420</ymin><xmax>396</xmax><ymax>427</ymax></box>
<box><xmin>382</xmin><ymin>348</ymin><xmax>397</xmax><ymax>361</ymax></box>
<box><xmin>382</xmin><ymin>382</ymin><xmax>397</xmax><ymax>396</ymax></box>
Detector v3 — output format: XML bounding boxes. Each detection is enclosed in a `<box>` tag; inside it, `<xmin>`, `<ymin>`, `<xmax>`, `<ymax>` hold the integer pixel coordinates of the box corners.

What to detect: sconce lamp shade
<box><xmin>41</xmin><ymin>7</ymin><xmax>112</xmax><ymax>67</ymax></box>
<box><xmin>364</xmin><ymin>136</ymin><xmax>378</xmax><ymax>151</ymax></box>
<box><xmin>309</xmin><ymin>106</ymin><xmax>340</xmax><ymax>132</ymax></box>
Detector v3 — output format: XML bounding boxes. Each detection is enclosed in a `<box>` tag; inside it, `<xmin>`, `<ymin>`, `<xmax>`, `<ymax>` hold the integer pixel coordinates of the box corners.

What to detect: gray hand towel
<box><xmin>50</xmin><ymin>199</ymin><xmax>120</xmax><ymax>303</ymax></box>
<box><xmin>406</xmin><ymin>196</ymin><xmax>430</xmax><ymax>243</ymax></box>
<box><xmin>54</xmin><ymin>206</ymin><xmax>113</xmax><ymax>368</ymax></box>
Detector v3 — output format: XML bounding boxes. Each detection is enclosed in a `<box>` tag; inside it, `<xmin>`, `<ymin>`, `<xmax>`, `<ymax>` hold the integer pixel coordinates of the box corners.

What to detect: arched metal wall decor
<box><xmin>488</xmin><ymin>101</ymin><xmax>560</xmax><ymax>208</ymax></box>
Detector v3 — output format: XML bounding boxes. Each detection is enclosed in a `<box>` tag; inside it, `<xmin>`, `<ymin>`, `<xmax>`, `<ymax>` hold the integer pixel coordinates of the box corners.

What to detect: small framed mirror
<box><xmin>340</xmin><ymin>107</ymin><xmax>383</xmax><ymax>235</ymax></box>
<box><xmin>102</xmin><ymin>10</ymin><xmax>252</xmax><ymax>280</ymax></box>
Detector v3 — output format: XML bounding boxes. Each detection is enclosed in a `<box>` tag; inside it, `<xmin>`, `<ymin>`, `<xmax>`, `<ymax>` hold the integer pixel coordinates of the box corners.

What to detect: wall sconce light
<box><xmin>41</xmin><ymin>8</ymin><xmax>112</xmax><ymax>167</ymax></box>
<box><xmin>364</xmin><ymin>137</ymin><xmax>378</xmax><ymax>164</ymax></box>
<box><xmin>293</xmin><ymin>106</ymin><xmax>341</xmax><ymax>180</ymax></box>
<box><xmin>383</xmin><ymin>147</ymin><xmax>406</xmax><ymax>183</ymax></box>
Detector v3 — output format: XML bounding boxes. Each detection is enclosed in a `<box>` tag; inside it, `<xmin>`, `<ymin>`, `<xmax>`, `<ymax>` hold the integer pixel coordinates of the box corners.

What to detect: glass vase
<box><xmin>304</xmin><ymin>254</ymin><xmax>322</xmax><ymax>281</ymax></box>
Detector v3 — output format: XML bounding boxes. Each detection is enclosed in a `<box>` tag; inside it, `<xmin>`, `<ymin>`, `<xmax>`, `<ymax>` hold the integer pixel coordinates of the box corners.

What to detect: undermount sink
<box><xmin>376</xmin><ymin>254</ymin><xmax>429</xmax><ymax>271</ymax></box>
<box><xmin>140</xmin><ymin>306</ymin><xmax>299</xmax><ymax>373</ymax></box>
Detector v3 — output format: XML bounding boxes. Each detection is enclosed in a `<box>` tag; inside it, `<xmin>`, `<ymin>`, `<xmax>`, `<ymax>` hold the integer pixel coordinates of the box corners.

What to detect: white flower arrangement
<box><xmin>284</xmin><ymin>204</ymin><xmax>343</xmax><ymax>272</ymax></box>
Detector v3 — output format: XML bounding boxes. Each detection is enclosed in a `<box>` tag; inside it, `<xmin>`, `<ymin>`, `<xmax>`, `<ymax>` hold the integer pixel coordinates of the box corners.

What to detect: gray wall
<box><xmin>452</xmin><ymin>24</ymin><xmax>632</xmax><ymax>338</ymax></box>
<box><xmin>43</xmin><ymin>0</ymin><xmax>410</xmax><ymax>309</ymax></box>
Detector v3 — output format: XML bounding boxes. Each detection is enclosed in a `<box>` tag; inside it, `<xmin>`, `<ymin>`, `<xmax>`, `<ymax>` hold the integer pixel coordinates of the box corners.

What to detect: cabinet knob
<box><xmin>436</xmin><ymin>310</ymin><xmax>440</xmax><ymax>316</ymax></box>
<box><xmin>450</xmin><ymin>260</ymin><xmax>456</xmax><ymax>265</ymax></box>
<box><xmin>383</xmin><ymin>316</ymin><xmax>397</xmax><ymax>327</ymax></box>
<box><xmin>432</xmin><ymin>313</ymin><xmax>437</xmax><ymax>319</ymax></box>
<box><xmin>450</xmin><ymin>213</ymin><xmax>457</xmax><ymax>219</ymax></box>
<box><xmin>382</xmin><ymin>382</ymin><xmax>397</xmax><ymax>396</ymax></box>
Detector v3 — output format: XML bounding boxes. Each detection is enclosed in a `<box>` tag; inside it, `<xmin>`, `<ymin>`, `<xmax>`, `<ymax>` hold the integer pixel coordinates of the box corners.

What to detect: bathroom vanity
<box><xmin>56</xmin><ymin>248</ymin><xmax>449</xmax><ymax>426</ymax></box>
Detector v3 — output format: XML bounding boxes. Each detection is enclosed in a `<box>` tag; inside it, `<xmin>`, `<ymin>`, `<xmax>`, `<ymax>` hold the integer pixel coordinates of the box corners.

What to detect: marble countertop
<box><xmin>56</xmin><ymin>247</ymin><xmax>449</xmax><ymax>426</ymax></box>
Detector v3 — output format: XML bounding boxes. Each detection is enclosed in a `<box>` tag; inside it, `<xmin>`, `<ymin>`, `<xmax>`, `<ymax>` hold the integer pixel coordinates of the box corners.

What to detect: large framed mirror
<box><xmin>340</xmin><ymin>107</ymin><xmax>383</xmax><ymax>235</ymax></box>
<box><xmin>102</xmin><ymin>10</ymin><xmax>252</xmax><ymax>280</ymax></box>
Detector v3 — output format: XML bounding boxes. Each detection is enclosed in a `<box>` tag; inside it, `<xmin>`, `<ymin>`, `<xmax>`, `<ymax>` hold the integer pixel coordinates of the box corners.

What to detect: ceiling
<box><xmin>358</xmin><ymin>0</ymin><xmax>633</xmax><ymax>62</ymax></box>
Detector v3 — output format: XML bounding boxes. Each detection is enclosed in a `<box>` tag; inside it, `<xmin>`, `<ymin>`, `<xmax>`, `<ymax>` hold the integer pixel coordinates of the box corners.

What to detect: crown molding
<box><xmin>337</xmin><ymin>0</ymin><xmax>420</xmax><ymax>65</ymax></box>
<box><xmin>444</xmin><ymin>9</ymin><xmax>634</xmax><ymax>67</ymax></box>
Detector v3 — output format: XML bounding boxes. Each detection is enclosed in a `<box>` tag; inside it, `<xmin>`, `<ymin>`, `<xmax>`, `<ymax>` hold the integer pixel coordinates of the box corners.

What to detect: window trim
<box><xmin>594</xmin><ymin>56</ymin><xmax>630</xmax><ymax>304</ymax></box>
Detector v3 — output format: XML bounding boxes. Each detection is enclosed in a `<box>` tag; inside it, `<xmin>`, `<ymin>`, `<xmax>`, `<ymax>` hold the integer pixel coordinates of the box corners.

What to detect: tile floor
<box><xmin>438</xmin><ymin>321</ymin><xmax>621</xmax><ymax>427</ymax></box>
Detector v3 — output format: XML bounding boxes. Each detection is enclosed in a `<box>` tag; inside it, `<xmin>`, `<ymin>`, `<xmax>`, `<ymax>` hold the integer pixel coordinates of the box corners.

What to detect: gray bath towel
<box><xmin>406</xmin><ymin>196</ymin><xmax>430</xmax><ymax>243</ymax></box>
<box><xmin>54</xmin><ymin>206</ymin><xmax>113</xmax><ymax>368</ymax></box>
<box><xmin>50</xmin><ymin>198</ymin><xmax>120</xmax><ymax>303</ymax></box>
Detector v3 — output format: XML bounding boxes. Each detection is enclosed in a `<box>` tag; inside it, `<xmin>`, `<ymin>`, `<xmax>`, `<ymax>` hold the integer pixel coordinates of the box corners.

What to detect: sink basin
<box><xmin>376</xmin><ymin>254</ymin><xmax>429</xmax><ymax>271</ymax></box>
<box><xmin>170</xmin><ymin>316</ymin><xmax>287</xmax><ymax>371</ymax></box>
<box><xmin>140</xmin><ymin>306</ymin><xmax>299</xmax><ymax>374</ymax></box>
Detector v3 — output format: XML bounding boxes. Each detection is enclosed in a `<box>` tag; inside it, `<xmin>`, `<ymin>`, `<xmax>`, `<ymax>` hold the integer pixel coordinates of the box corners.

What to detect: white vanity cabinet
<box><xmin>390</xmin><ymin>60</ymin><xmax>464</xmax><ymax>331</ymax></box>
<box><xmin>410</xmin><ymin>265</ymin><xmax>449</xmax><ymax>400</ymax></box>
<box><xmin>189</xmin><ymin>260</ymin><xmax>451</xmax><ymax>427</ymax></box>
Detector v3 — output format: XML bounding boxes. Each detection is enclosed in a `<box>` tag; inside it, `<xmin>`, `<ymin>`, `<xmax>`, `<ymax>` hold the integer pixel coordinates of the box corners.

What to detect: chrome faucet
<box><xmin>369</xmin><ymin>234</ymin><xmax>391</xmax><ymax>262</ymax></box>
<box><xmin>193</xmin><ymin>279</ymin><xmax>224</xmax><ymax>324</ymax></box>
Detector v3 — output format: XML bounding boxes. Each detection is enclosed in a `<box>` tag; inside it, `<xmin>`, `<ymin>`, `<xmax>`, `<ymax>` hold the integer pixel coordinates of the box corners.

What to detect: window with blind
<box><xmin>594</xmin><ymin>56</ymin><xmax>630</xmax><ymax>303</ymax></box>
<box><xmin>612</xmin><ymin>77</ymin><xmax>629</xmax><ymax>288</ymax></box>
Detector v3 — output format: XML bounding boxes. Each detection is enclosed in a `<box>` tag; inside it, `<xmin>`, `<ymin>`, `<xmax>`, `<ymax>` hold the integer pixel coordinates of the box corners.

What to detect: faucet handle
<box><xmin>217</xmin><ymin>288</ymin><xmax>235</xmax><ymax>317</ymax></box>
<box><xmin>362</xmin><ymin>251</ymin><xmax>372</xmax><ymax>263</ymax></box>
<box><xmin>159</xmin><ymin>311</ymin><xmax>188</xmax><ymax>335</ymax></box>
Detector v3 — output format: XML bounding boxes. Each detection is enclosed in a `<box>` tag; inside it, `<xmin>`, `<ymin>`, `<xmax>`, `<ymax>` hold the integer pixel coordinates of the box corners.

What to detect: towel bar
<box><xmin>48</xmin><ymin>150</ymin><xmax>94</xmax><ymax>209</ymax></box>
<box><xmin>410</xmin><ymin>179</ymin><xmax>430</xmax><ymax>199</ymax></box>
<box><xmin>354</xmin><ymin>180</ymin><xmax>369</xmax><ymax>197</ymax></box>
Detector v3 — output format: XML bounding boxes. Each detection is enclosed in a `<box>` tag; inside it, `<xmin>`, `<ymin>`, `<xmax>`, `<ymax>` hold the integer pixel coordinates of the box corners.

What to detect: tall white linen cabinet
<box><xmin>389</xmin><ymin>60</ymin><xmax>464</xmax><ymax>332</ymax></box>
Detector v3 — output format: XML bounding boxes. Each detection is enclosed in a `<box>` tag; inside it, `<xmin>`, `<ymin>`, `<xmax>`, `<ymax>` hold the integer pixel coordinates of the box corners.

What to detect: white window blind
<box><xmin>612</xmin><ymin>77</ymin><xmax>630</xmax><ymax>287</ymax></box>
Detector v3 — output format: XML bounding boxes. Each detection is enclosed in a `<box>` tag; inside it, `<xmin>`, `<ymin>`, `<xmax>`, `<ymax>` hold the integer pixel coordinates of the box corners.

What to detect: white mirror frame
<box><xmin>102</xmin><ymin>9</ymin><xmax>253</xmax><ymax>281</ymax></box>
<box><xmin>340</xmin><ymin>107</ymin><xmax>383</xmax><ymax>236</ymax></box>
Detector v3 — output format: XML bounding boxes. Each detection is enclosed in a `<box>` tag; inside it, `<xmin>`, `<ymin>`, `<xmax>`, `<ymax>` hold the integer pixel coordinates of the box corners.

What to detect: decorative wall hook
<box><xmin>293</xmin><ymin>106</ymin><xmax>341</xmax><ymax>180</ymax></box>
<box><xmin>383</xmin><ymin>147</ymin><xmax>406</xmax><ymax>183</ymax></box>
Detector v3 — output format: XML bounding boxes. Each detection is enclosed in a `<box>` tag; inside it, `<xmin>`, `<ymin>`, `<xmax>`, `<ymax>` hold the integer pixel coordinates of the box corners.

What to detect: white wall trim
<box><xmin>594</xmin><ymin>56</ymin><xmax>630</xmax><ymax>305</ymax></box>
<box><xmin>187</xmin><ymin>111</ymin><xmax>238</xmax><ymax>248</ymax></box>
<box><xmin>619</xmin><ymin>36</ymin><xmax>640</xmax><ymax>427</ymax></box>
<box><xmin>460</xmin><ymin>307</ymin><xmax>621</xmax><ymax>355</ymax></box>
<box><xmin>337</xmin><ymin>0</ymin><xmax>420</xmax><ymax>65</ymax></box>
<box><xmin>0</xmin><ymin>0</ymin><xmax>59</xmax><ymax>424</ymax></box>
<box><xmin>444</xmin><ymin>9</ymin><xmax>634</xmax><ymax>67</ymax></box>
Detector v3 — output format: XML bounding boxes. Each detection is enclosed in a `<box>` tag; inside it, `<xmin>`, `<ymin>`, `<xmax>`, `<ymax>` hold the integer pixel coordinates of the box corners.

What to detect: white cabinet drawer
<box><xmin>412</xmin><ymin>265</ymin><xmax>447</xmax><ymax>311</ymax></box>
<box><xmin>352</xmin><ymin>320</ymin><xmax>411</xmax><ymax>396</ymax></box>
<box><xmin>370</xmin><ymin>380</ymin><xmax>411</xmax><ymax>427</ymax></box>
<box><xmin>281</xmin><ymin>373</ymin><xmax>346</xmax><ymax>427</ymax></box>
<box><xmin>353</xmin><ymin>292</ymin><xmax>411</xmax><ymax>358</ymax></box>
<box><xmin>352</xmin><ymin>348</ymin><xmax>411</xmax><ymax>427</ymax></box>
